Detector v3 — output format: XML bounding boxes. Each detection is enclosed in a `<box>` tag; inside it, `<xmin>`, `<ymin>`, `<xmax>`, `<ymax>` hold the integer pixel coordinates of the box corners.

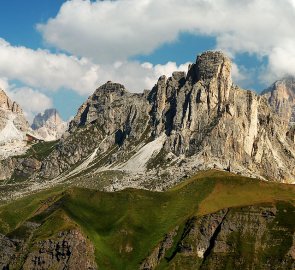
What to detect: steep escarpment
<box><xmin>147</xmin><ymin>52</ymin><xmax>295</xmax><ymax>184</ymax></box>
<box><xmin>142</xmin><ymin>203</ymin><xmax>295</xmax><ymax>270</ymax></box>
<box><xmin>37</xmin><ymin>82</ymin><xmax>150</xmax><ymax>180</ymax></box>
<box><xmin>0</xmin><ymin>89</ymin><xmax>33</xmax><ymax>181</ymax></box>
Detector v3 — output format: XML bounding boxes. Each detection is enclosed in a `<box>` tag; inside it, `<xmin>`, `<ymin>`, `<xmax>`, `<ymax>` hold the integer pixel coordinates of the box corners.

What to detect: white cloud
<box><xmin>9</xmin><ymin>87</ymin><xmax>53</xmax><ymax>123</ymax></box>
<box><xmin>0</xmin><ymin>38</ymin><xmax>99</xmax><ymax>95</ymax></box>
<box><xmin>260</xmin><ymin>41</ymin><xmax>295</xmax><ymax>84</ymax></box>
<box><xmin>0</xmin><ymin>77</ymin><xmax>9</xmax><ymax>91</ymax></box>
<box><xmin>0</xmin><ymin>78</ymin><xmax>53</xmax><ymax>123</ymax></box>
<box><xmin>38</xmin><ymin>0</ymin><xmax>295</xmax><ymax>84</ymax></box>
<box><xmin>89</xmin><ymin>60</ymin><xmax>190</xmax><ymax>92</ymax></box>
<box><xmin>0</xmin><ymin>38</ymin><xmax>189</xmax><ymax>95</ymax></box>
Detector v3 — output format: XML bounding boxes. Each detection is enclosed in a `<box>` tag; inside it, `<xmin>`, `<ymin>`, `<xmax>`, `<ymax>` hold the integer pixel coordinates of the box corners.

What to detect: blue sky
<box><xmin>0</xmin><ymin>1</ymin><xmax>64</xmax><ymax>49</ymax></box>
<box><xmin>0</xmin><ymin>0</ymin><xmax>294</xmax><ymax>121</ymax></box>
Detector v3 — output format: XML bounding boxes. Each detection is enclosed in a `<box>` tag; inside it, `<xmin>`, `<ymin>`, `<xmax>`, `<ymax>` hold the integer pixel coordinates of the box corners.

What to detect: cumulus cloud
<box><xmin>38</xmin><ymin>0</ymin><xmax>295</xmax><ymax>84</ymax></box>
<box><xmin>260</xmin><ymin>41</ymin><xmax>295</xmax><ymax>84</ymax></box>
<box><xmin>0</xmin><ymin>78</ymin><xmax>53</xmax><ymax>122</ymax></box>
<box><xmin>0</xmin><ymin>38</ymin><xmax>99</xmax><ymax>95</ymax></box>
<box><xmin>96</xmin><ymin>61</ymin><xmax>190</xmax><ymax>92</ymax></box>
<box><xmin>0</xmin><ymin>37</ymin><xmax>190</xmax><ymax>94</ymax></box>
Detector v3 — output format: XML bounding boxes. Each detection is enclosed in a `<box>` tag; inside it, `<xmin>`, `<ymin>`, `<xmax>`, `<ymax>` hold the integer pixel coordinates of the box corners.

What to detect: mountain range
<box><xmin>0</xmin><ymin>51</ymin><xmax>294</xmax><ymax>269</ymax></box>
<box><xmin>1</xmin><ymin>51</ymin><xmax>295</xmax><ymax>191</ymax></box>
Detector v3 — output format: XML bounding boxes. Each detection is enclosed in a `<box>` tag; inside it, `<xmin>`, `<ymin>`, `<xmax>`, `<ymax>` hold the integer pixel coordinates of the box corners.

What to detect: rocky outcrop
<box><xmin>69</xmin><ymin>81</ymin><xmax>150</xmax><ymax>136</ymax></box>
<box><xmin>142</xmin><ymin>203</ymin><xmax>295</xmax><ymax>270</ymax></box>
<box><xmin>262</xmin><ymin>77</ymin><xmax>295</xmax><ymax>125</ymax></box>
<box><xmin>0</xmin><ymin>229</ymin><xmax>97</xmax><ymax>270</ymax></box>
<box><xmin>140</xmin><ymin>228</ymin><xmax>178</xmax><ymax>270</ymax></box>
<box><xmin>0</xmin><ymin>89</ymin><xmax>29</xmax><ymax>140</ymax></box>
<box><xmin>31</xmin><ymin>108</ymin><xmax>67</xmax><ymax>141</ymax></box>
<box><xmin>0</xmin><ymin>233</ymin><xmax>16</xmax><ymax>269</ymax></box>
<box><xmin>23</xmin><ymin>230</ymin><xmax>97</xmax><ymax>270</ymax></box>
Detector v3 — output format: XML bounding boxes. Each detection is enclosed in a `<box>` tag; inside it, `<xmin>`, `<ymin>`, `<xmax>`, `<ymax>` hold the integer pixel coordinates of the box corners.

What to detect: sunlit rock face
<box><xmin>262</xmin><ymin>77</ymin><xmax>295</xmax><ymax>125</ymax></box>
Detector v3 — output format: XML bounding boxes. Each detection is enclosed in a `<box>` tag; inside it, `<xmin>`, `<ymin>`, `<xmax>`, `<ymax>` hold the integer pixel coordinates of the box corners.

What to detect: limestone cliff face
<box><xmin>148</xmin><ymin>51</ymin><xmax>295</xmax><ymax>182</ymax></box>
<box><xmin>0</xmin><ymin>89</ymin><xmax>22</xmax><ymax>113</ymax></box>
<box><xmin>262</xmin><ymin>77</ymin><xmax>295</xmax><ymax>125</ymax></box>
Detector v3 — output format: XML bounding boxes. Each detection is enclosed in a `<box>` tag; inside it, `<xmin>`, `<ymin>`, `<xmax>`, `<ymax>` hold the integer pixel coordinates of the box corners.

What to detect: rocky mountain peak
<box><xmin>195</xmin><ymin>51</ymin><xmax>231</xmax><ymax>81</ymax></box>
<box><xmin>0</xmin><ymin>88</ymin><xmax>22</xmax><ymax>113</ymax></box>
<box><xmin>262</xmin><ymin>76</ymin><xmax>295</xmax><ymax>124</ymax></box>
<box><xmin>31</xmin><ymin>108</ymin><xmax>67</xmax><ymax>141</ymax></box>
<box><xmin>93</xmin><ymin>81</ymin><xmax>127</xmax><ymax>97</ymax></box>
<box><xmin>32</xmin><ymin>108</ymin><xmax>61</xmax><ymax>130</ymax></box>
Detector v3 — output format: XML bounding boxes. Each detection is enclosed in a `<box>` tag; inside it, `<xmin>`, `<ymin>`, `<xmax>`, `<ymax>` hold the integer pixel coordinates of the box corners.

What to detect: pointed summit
<box><xmin>31</xmin><ymin>109</ymin><xmax>67</xmax><ymax>141</ymax></box>
<box><xmin>262</xmin><ymin>76</ymin><xmax>295</xmax><ymax>124</ymax></box>
<box><xmin>0</xmin><ymin>88</ymin><xmax>22</xmax><ymax>113</ymax></box>
<box><xmin>195</xmin><ymin>51</ymin><xmax>232</xmax><ymax>81</ymax></box>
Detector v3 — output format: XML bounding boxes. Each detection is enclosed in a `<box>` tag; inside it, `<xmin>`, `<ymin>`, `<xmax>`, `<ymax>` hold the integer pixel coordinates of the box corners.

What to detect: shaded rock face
<box><xmin>23</xmin><ymin>230</ymin><xmax>97</xmax><ymax>270</ymax></box>
<box><xmin>31</xmin><ymin>108</ymin><xmax>67</xmax><ymax>141</ymax></box>
<box><xmin>262</xmin><ymin>77</ymin><xmax>295</xmax><ymax>125</ymax></box>
<box><xmin>0</xmin><ymin>233</ymin><xmax>16</xmax><ymax>269</ymax></box>
<box><xmin>142</xmin><ymin>203</ymin><xmax>295</xmax><ymax>270</ymax></box>
<box><xmin>69</xmin><ymin>82</ymin><xmax>150</xmax><ymax>136</ymax></box>
<box><xmin>0</xmin><ymin>230</ymin><xmax>97</xmax><ymax>270</ymax></box>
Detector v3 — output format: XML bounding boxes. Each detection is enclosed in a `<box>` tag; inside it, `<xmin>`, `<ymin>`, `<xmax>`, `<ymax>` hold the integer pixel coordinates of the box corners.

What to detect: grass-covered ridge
<box><xmin>0</xmin><ymin>170</ymin><xmax>294</xmax><ymax>269</ymax></box>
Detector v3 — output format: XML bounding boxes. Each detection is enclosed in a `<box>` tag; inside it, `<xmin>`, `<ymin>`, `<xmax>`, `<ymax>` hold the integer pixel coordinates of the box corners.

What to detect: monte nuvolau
<box><xmin>0</xmin><ymin>51</ymin><xmax>294</xmax><ymax>270</ymax></box>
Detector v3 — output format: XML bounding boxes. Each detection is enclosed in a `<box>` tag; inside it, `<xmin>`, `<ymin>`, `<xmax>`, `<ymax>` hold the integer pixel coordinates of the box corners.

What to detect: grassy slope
<box><xmin>0</xmin><ymin>170</ymin><xmax>294</xmax><ymax>269</ymax></box>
